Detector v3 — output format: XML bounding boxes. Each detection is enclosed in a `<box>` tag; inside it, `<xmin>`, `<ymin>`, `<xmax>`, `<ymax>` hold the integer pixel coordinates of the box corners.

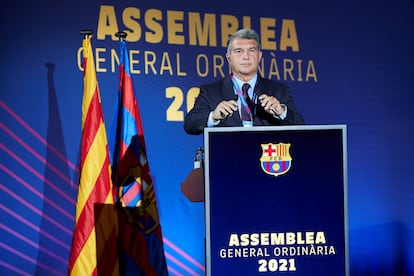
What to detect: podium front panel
<box><xmin>204</xmin><ymin>125</ymin><xmax>348</xmax><ymax>276</ymax></box>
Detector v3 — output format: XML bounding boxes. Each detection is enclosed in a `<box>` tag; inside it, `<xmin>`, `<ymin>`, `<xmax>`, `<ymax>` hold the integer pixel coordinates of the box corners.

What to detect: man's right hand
<box><xmin>212</xmin><ymin>100</ymin><xmax>238</xmax><ymax>122</ymax></box>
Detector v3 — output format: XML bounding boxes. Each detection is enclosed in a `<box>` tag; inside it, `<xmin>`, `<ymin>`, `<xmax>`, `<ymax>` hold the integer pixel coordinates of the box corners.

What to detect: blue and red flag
<box><xmin>109</xmin><ymin>39</ymin><xmax>168</xmax><ymax>275</ymax></box>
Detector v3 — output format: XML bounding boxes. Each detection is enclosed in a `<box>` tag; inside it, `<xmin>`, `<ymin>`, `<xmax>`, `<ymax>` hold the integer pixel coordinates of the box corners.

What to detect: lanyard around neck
<box><xmin>230</xmin><ymin>74</ymin><xmax>258</xmax><ymax>119</ymax></box>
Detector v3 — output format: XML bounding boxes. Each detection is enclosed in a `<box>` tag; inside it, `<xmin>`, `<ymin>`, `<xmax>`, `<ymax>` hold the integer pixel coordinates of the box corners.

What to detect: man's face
<box><xmin>226</xmin><ymin>37</ymin><xmax>262</xmax><ymax>80</ymax></box>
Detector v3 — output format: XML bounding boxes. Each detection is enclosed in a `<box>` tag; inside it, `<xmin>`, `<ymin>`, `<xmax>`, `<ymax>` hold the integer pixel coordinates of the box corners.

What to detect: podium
<box><xmin>202</xmin><ymin>125</ymin><xmax>349</xmax><ymax>276</ymax></box>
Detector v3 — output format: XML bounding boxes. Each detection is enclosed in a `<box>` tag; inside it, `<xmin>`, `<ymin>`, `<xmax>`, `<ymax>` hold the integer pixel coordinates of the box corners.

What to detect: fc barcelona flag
<box><xmin>109</xmin><ymin>37</ymin><xmax>168</xmax><ymax>275</ymax></box>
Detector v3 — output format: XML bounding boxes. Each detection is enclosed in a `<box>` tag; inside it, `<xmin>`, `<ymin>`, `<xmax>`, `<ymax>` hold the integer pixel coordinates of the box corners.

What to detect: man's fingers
<box><xmin>220</xmin><ymin>101</ymin><xmax>238</xmax><ymax>117</ymax></box>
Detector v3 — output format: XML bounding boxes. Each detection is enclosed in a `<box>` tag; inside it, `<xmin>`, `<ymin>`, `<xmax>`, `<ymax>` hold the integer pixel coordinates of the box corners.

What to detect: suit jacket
<box><xmin>184</xmin><ymin>75</ymin><xmax>305</xmax><ymax>135</ymax></box>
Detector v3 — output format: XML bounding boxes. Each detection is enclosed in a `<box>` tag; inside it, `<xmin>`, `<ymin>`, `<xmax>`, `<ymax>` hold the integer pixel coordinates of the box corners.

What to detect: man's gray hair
<box><xmin>226</xmin><ymin>29</ymin><xmax>261</xmax><ymax>53</ymax></box>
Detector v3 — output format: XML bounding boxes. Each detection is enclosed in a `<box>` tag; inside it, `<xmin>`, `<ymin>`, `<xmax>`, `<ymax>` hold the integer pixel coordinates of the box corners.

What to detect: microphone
<box><xmin>254</xmin><ymin>90</ymin><xmax>265</xmax><ymax>116</ymax></box>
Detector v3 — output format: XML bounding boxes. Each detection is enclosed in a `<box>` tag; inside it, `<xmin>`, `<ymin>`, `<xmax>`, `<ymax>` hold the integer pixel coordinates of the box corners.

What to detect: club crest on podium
<box><xmin>260</xmin><ymin>143</ymin><xmax>292</xmax><ymax>177</ymax></box>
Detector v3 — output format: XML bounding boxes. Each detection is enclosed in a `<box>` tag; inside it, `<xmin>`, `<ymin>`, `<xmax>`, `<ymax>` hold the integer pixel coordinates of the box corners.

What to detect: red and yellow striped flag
<box><xmin>68</xmin><ymin>36</ymin><xmax>118</xmax><ymax>275</ymax></box>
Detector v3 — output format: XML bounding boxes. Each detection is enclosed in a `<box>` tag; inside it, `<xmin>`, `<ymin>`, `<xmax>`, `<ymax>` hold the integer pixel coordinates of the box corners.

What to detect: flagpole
<box><xmin>115</xmin><ymin>31</ymin><xmax>128</xmax><ymax>41</ymax></box>
<box><xmin>80</xmin><ymin>29</ymin><xmax>93</xmax><ymax>38</ymax></box>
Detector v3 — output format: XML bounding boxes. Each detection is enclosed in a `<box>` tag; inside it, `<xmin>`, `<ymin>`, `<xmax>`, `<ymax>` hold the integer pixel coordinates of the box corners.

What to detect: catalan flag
<box><xmin>68</xmin><ymin>36</ymin><xmax>119</xmax><ymax>275</ymax></box>
<box><xmin>109</xmin><ymin>39</ymin><xmax>168</xmax><ymax>275</ymax></box>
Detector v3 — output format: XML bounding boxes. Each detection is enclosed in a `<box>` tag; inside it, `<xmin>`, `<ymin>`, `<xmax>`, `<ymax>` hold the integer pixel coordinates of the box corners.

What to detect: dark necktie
<box><xmin>241</xmin><ymin>83</ymin><xmax>254</xmax><ymax>121</ymax></box>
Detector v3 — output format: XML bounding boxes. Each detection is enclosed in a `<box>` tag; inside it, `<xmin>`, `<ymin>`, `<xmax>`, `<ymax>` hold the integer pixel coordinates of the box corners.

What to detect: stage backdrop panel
<box><xmin>1</xmin><ymin>0</ymin><xmax>413</xmax><ymax>274</ymax></box>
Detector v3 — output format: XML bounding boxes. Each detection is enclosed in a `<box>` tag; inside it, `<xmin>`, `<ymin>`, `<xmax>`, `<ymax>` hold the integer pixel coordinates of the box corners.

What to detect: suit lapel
<box><xmin>222</xmin><ymin>77</ymin><xmax>235</xmax><ymax>100</ymax></box>
<box><xmin>256</xmin><ymin>76</ymin><xmax>269</xmax><ymax>96</ymax></box>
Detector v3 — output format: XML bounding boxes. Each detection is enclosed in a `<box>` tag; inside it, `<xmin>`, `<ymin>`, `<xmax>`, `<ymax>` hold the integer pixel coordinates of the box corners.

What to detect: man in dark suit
<box><xmin>184</xmin><ymin>28</ymin><xmax>305</xmax><ymax>135</ymax></box>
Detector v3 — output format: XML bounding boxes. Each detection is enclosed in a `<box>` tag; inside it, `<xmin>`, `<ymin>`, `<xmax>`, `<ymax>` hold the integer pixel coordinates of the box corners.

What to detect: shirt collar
<box><xmin>233</xmin><ymin>74</ymin><xmax>258</xmax><ymax>91</ymax></box>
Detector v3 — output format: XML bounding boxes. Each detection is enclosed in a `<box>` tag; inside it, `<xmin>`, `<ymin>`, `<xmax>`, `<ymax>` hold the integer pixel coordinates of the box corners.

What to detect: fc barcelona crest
<box><xmin>260</xmin><ymin>143</ymin><xmax>292</xmax><ymax>177</ymax></box>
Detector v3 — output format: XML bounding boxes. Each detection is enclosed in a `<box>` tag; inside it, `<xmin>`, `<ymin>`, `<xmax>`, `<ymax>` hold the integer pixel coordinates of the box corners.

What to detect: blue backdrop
<box><xmin>1</xmin><ymin>0</ymin><xmax>413</xmax><ymax>275</ymax></box>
